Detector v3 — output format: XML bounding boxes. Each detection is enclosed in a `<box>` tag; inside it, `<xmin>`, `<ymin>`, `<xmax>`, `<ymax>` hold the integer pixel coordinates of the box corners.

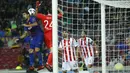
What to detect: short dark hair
<box><xmin>63</xmin><ymin>28</ymin><xmax>68</xmax><ymax>32</ymax></box>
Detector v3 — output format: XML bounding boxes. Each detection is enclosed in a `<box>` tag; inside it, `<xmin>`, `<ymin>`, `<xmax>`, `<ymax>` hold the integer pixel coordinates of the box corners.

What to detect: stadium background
<box><xmin>0</xmin><ymin>0</ymin><xmax>51</xmax><ymax>69</ymax></box>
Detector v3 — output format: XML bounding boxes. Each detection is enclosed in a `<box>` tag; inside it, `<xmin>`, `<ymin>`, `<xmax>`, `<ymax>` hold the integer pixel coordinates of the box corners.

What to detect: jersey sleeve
<box><xmin>36</xmin><ymin>13</ymin><xmax>45</xmax><ymax>20</ymax></box>
<box><xmin>88</xmin><ymin>37</ymin><xmax>93</xmax><ymax>45</ymax></box>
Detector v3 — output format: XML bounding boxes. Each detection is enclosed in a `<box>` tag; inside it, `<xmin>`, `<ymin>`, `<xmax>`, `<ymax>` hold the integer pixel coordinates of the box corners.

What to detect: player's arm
<box><xmin>76</xmin><ymin>39</ymin><xmax>83</xmax><ymax>61</ymax></box>
<box><xmin>23</xmin><ymin>17</ymin><xmax>39</xmax><ymax>27</ymax></box>
<box><xmin>35</xmin><ymin>1</ymin><xmax>45</xmax><ymax>20</ymax></box>
<box><xmin>76</xmin><ymin>46</ymin><xmax>81</xmax><ymax>60</ymax></box>
<box><xmin>58</xmin><ymin>8</ymin><xmax>64</xmax><ymax>18</ymax></box>
<box><xmin>58</xmin><ymin>41</ymin><xmax>63</xmax><ymax>56</ymax></box>
<box><xmin>35</xmin><ymin>6</ymin><xmax>39</xmax><ymax>15</ymax></box>
<box><xmin>29</xmin><ymin>22</ymin><xmax>38</xmax><ymax>27</ymax></box>
<box><xmin>35</xmin><ymin>1</ymin><xmax>40</xmax><ymax>14</ymax></box>
<box><xmin>35</xmin><ymin>1</ymin><xmax>43</xmax><ymax>14</ymax></box>
<box><xmin>20</xmin><ymin>27</ymin><xmax>29</xmax><ymax>39</ymax></box>
<box><xmin>35</xmin><ymin>6</ymin><xmax>45</xmax><ymax>20</ymax></box>
<box><xmin>93</xmin><ymin>41</ymin><xmax>99</xmax><ymax>56</ymax></box>
<box><xmin>23</xmin><ymin>22</ymin><xmax>38</xmax><ymax>27</ymax></box>
<box><xmin>58</xmin><ymin>40</ymin><xmax>63</xmax><ymax>50</ymax></box>
<box><xmin>73</xmin><ymin>38</ymin><xmax>79</xmax><ymax>59</ymax></box>
<box><xmin>58</xmin><ymin>8</ymin><xmax>64</xmax><ymax>15</ymax></box>
<box><xmin>14</xmin><ymin>31</ymin><xmax>28</xmax><ymax>43</ymax></box>
<box><xmin>58</xmin><ymin>47</ymin><xmax>63</xmax><ymax>60</ymax></box>
<box><xmin>89</xmin><ymin>38</ymin><xmax>99</xmax><ymax>56</ymax></box>
<box><xmin>20</xmin><ymin>31</ymin><xmax>28</xmax><ymax>39</ymax></box>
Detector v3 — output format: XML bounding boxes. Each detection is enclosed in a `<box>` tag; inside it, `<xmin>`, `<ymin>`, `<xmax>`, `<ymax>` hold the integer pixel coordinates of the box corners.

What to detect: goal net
<box><xmin>55</xmin><ymin>0</ymin><xmax>130</xmax><ymax>73</ymax></box>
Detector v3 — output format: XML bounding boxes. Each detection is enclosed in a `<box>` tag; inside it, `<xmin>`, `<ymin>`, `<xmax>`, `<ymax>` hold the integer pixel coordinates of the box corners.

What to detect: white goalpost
<box><xmin>52</xmin><ymin>0</ymin><xmax>130</xmax><ymax>73</ymax></box>
<box><xmin>93</xmin><ymin>1</ymin><xmax>130</xmax><ymax>73</ymax></box>
<box><xmin>52</xmin><ymin>0</ymin><xmax>58</xmax><ymax>73</ymax></box>
<box><xmin>101</xmin><ymin>3</ymin><xmax>106</xmax><ymax>73</ymax></box>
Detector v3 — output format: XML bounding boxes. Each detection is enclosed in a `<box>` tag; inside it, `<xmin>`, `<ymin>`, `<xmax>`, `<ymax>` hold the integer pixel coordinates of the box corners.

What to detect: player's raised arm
<box><xmin>58</xmin><ymin>8</ymin><xmax>64</xmax><ymax>18</ymax></box>
<box><xmin>35</xmin><ymin>2</ymin><xmax>39</xmax><ymax>15</ymax></box>
<box><xmin>58</xmin><ymin>8</ymin><xmax>64</xmax><ymax>15</ymax></box>
<box><xmin>35</xmin><ymin>1</ymin><xmax>42</xmax><ymax>13</ymax></box>
<box><xmin>35</xmin><ymin>1</ymin><xmax>45</xmax><ymax>19</ymax></box>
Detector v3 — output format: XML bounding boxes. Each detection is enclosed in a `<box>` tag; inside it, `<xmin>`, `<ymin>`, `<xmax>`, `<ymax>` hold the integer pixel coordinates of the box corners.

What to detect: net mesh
<box><xmin>57</xmin><ymin>0</ymin><xmax>130</xmax><ymax>73</ymax></box>
<box><xmin>105</xmin><ymin>4</ymin><xmax>130</xmax><ymax>73</ymax></box>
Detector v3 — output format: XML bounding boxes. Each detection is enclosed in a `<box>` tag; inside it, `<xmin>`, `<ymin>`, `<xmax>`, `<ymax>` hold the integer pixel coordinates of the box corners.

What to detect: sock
<box><xmin>36</xmin><ymin>51</ymin><xmax>43</xmax><ymax>66</ymax></box>
<box><xmin>29</xmin><ymin>53</ymin><xmax>34</xmax><ymax>66</ymax></box>
<box><xmin>47</xmin><ymin>52</ymin><xmax>52</xmax><ymax>66</ymax></box>
<box><xmin>88</xmin><ymin>68</ymin><xmax>93</xmax><ymax>73</ymax></box>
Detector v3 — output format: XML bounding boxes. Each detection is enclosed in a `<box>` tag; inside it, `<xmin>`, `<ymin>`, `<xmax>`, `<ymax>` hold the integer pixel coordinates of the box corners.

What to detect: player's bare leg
<box><xmin>46</xmin><ymin>47</ymin><xmax>53</xmax><ymax>72</ymax></box>
<box><xmin>47</xmin><ymin>47</ymin><xmax>53</xmax><ymax>66</ymax></box>
<box><xmin>73</xmin><ymin>69</ymin><xmax>79</xmax><ymax>73</ymax></box>
<box><xmin>62</xmin><ymin>71</ymin><xmax>67</xmax><ymax>73</ymax></box>
<box><xmin>88</xmin><ymin>64</ymin><xmax>93</xmax><ymax>68</ymax></box>
<box><xmin>35</xmin><ymin>48</ymin><xmax>44</xmax><ymax>71</ymax></box>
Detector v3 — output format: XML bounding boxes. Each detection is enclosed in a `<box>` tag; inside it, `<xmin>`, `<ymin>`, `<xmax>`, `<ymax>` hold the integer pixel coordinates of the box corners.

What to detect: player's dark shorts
<box><xmin>24</xmin><ymin>36</ymin><xmax>31</xmax><ymax>43</ymax></box>
<box><xmin>30</xmin><ymin>34</ymin><xmax>43</xmax><ymax>49</ymax></box>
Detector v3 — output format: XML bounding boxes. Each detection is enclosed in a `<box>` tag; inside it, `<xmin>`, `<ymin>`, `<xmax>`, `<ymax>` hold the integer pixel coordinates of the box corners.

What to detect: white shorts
<box><xmin>62</xmin><ymin>61</ymin><xmax>78</xmax><ymax>71</ymax></box>
<box><xmin>84</xmin><ymin>56</ymin><xmax>94</xmax><ymax>67</ymax></box>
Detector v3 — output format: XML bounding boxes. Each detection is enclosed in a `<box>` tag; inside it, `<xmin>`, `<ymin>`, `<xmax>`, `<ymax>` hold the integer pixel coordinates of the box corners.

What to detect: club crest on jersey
<box><xmin>32</xmin><ymin>18</ymin><xmax>36</xmax><ymax>22</ymax></box>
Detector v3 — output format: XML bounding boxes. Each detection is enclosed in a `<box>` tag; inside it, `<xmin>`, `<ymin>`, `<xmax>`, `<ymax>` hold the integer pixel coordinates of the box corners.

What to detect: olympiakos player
<box><xmin>77</xmin><ymin>31</ymin><xmax>98</xmax><ymax>72</ymax></box>
<box><xmin>59</xmin><ymin>30</ymin><xmax>79</xmax><ymax>73</ymax></box>
<box><xmin>35</xmin><ymin>1</ymin><xmax>63</xmax><ymax>72</ymax></box>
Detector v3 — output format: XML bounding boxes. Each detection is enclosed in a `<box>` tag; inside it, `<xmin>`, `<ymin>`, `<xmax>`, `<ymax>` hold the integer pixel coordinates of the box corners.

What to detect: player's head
<box><xmin>62</xmin><ymin>30</ymin><xmax>69</xmax><ymax>38</ymax></box>
<box><xmin>81</xmin><ymin>30</ymin><xmax>86</xmax><ymax>37</ymax></box>
<box><xmin>22</xmin><ymin>9</ymin><xmax>30</xmax><ymax>20</ymax></box>
<box><xmin>125</xmin><ymin>38</ymin><xmax>130</xmax><ymax>44</ymax></box>
<box><xmin>22</xmin><ymin>8</ymin><xmax>36</xmax><ymax>19</ymax></box>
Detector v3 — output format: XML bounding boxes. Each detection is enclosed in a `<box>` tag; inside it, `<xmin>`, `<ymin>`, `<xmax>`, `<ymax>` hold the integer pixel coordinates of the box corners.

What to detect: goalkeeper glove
<box><xmin>36</xmin><ymin>1</ymin><xmax>40</xmax><ymax>7</ymax></box>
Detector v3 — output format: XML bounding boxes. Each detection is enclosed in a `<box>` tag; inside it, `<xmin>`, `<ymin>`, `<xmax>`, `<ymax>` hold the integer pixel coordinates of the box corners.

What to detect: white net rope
<box><xmin>105</xmin><ymin>3</ymin><xmax>130</xmax><ymax>73</ymax></box>
<box><xmin>94</xmin><ymin>0</ymin><xmax>130</xmax><ymax>8</ymax></box>
<box><xmin>57</xmin><ymin>0</ymin><xmax>130</xmax><ymax>73</ymax></box>
<box><xmin>58</xmin><ymin>0</ymin><xmax>101</xmax><ymax>72</ymax></box>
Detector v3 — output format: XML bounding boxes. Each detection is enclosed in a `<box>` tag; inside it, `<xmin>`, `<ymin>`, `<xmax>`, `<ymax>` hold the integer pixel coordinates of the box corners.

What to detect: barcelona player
<box><xmin>16</xmin><ymin>8</ymin><xmax>44</xmax><ymax>71</ymax></box>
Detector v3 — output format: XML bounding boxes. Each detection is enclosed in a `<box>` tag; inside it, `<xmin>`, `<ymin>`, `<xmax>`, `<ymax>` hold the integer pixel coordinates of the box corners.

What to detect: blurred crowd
<box><xmin>0</xmin><ymin>0</ymin><xmax>51</xmax><ymax>37</ymax></box>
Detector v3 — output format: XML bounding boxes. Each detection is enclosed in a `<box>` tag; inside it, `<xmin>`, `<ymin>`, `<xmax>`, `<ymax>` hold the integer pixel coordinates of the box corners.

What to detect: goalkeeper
<box><xmin>15</xmin><ymin>8</ymin><xmax>44</xmax><ymax>71</ymax></box>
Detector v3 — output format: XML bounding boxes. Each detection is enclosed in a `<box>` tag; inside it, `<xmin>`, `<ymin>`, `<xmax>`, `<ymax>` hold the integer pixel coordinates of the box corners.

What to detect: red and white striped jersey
<box><xmin>77</xmin><ymin>37</ymin><xmax>94</xmax><ymax>58</ymax></box>
<box><xmin>59</xmin><ymin>38</ymin><xmax>78</xmax><ymax>62</ymax></box>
